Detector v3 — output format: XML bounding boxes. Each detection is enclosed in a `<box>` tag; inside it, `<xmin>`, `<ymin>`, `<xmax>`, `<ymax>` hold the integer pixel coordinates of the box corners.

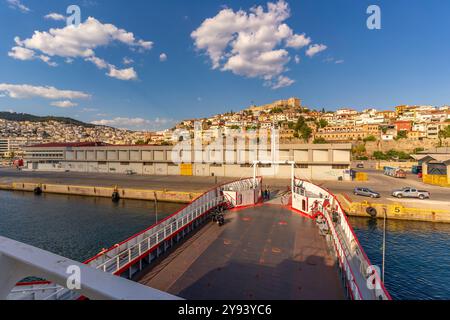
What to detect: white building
<box><xmin>23</xmin><ymin>142</ymin><xmax>352</xmax><ymax>181</ymax></box>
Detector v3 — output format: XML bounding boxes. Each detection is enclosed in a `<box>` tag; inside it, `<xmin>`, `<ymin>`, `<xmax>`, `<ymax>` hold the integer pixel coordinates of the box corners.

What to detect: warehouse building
<box><xmin>414</xmin><ymin>147</ymin><xmax>450</xmax><ymax>187</ymax></box>
<box><xmin>23</xmin><ymin>142</ymin><xmax>352</xmax><ymax>181</ymax></box>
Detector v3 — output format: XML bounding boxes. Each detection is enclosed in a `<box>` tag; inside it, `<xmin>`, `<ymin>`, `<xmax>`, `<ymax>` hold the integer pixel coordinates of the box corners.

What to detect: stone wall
<box><xmin>365</xmin><ymin>138</ymin><xmax>450</xmax><ymax>154</ymax></box>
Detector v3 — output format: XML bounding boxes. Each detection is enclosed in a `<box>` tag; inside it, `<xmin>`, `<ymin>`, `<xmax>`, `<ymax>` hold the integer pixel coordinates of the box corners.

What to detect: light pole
<box><xmin>382</xmin><ymin>207</ymin><xmax>387</xmax><ymax>283</ymax></box>
<box><xmin>154</xmin><ymin>192</ymin><xmax>158</xmax><ymax>224</ymax></box>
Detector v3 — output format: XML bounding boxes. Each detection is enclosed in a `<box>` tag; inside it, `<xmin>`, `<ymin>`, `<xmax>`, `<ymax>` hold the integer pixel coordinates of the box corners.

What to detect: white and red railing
<box><xmin>8</xmin><ymin>177</ymin><xmax>262</xmax><ymax>300</ymax></box>
<box><xmin>291</xmin><ymin>178</ymin><xmax>391</xmax><ymax>301</ymax></box>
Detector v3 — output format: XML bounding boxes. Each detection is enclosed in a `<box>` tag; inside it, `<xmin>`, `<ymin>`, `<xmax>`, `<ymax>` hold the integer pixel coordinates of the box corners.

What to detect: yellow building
<box><xmin>407</xmin><ymin>130</ymin><xmax>426</xmax><ymax>140</ymax></box>
<box><xmin>414</xmin><ymin>151</ymin><xmax>450</xmax><ymax>187</ymax></box>
<box><xmin>395</xmin><ymin>105</ymin><xmax>410</xmax><ymax>116</ymax></box>
<box><xmin>315</xmin><ymin>124</ymin><xmax>380</xmax><ymax>142</ymax></box>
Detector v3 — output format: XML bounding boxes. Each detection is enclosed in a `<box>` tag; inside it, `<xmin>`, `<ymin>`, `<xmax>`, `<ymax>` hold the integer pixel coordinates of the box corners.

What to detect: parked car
<box><xmin>356</xmin><ymin>163</ymin><xmax>364</xmax><ymax>169</ymax></box>
<box><xmin>392</xmin><ymin>187</ymin><xmax>430</xmax><ymax>200</ymax></box>
<box><xmin>353</xmin><ymin>187</ymin><xmax>381</xmax><ymax>198</ymax></box>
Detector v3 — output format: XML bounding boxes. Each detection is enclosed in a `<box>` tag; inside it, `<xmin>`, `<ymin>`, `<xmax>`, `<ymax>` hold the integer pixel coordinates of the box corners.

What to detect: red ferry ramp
<box><xmin>136</xmin><ymin>204</ymin><xmax>345</xmax><ymax>300</ymax></box>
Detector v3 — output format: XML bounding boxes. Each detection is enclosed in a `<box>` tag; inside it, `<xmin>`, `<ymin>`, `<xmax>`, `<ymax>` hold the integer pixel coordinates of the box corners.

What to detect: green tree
<box><xmin>313</xmin><ymin>137</ymin><xmax>328</xmax><ymax>144</ymax></box>
<box><xmin>352</xmin><ymin>144</ymin><xmax>367</xmax><ymax>156</ymax></box>
<box><xmin>293</xmin><ymin>116</ymin><xmax>312</xmax><ymax>142</ymax></box>
<box><xmin>363</xmin><ymin>135</ymin><xmax>377</xmax><ymax>142</ymax></box>
<box><xmin>373</xmin><ymin>151</ymin><xmax>388</xmax><ymax>160</ymax></box>
<box><xmin>135</xmin><ymin>139</ymin><xmax>147</xmax><ymax>145</ymax></box>
<box><xmin>439</xmin><ymin>125</ymin><xmax>450</xmax><ymax>138</ymax></box>
<box><xmin>299</xmin><ymin>126</ymin><xmax>312</xmax><ymax>142</ymax></box>
<box><xmin>269</xmin><ymin>107</ymin><xmax>283</xmax><ymax>114</ymax></box>
<box><xmin>396</xmin><ymin>131</ymin><xmax>408</xmax><ymax>139</ymax></box>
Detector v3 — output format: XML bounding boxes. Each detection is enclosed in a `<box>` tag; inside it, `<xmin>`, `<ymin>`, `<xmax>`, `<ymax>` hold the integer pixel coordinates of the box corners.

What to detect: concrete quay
<box><xmin>0</xmin><ymin>181</ymin><xmax>202</xmax><ymax>203</ymax></box>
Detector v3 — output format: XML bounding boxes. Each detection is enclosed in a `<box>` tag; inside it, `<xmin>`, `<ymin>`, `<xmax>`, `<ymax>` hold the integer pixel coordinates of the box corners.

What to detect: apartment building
<box><xmin>0</xmin><ymin>137</ymin><xmax>43</xmax><ymax>157</ymax></box>
<box><xmin>314</xmin><ymin>124</ymin><xmax>380</xmax><ymax>142</ymax></box>
<box><xmin>426</xmin><ymin>122</ymin><xmax>448</xmax><ymax>139</ymax></box>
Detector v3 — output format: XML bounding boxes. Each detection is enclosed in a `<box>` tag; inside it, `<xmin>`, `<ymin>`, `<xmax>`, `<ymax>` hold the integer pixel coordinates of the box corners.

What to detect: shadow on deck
<box><xmin>135</xmin><ymin>204</ymin><xmax>345</xmax><ymax>300</ymax></box>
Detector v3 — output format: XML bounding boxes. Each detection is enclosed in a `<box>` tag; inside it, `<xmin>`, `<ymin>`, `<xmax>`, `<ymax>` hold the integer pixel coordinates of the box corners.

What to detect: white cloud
<box><xmin>14</xmin><ymin>17</ymin><xmax>152</xmax><ymax>58</ymax></box>
<box><xmin>44</xmin><ymin>13</ymin><xmax>65</xmax><ymax>21</ymax></box>
<box><xmin>50</xmin><ymin>100</ymin><xmax>78</xmax><ymax>108</ymax></box>
<box><xmin>8</xmin><ymin>46</ymin><xmax>35</xmax><ymax>60</ymax></box>
<box><xmin>306</xmin><ymin>44</ymin><xmax>327</xmax><ymax>57</ymax></box>
<box><xmin>8</xmin><ymin>46</ymin><xmax>57</xmax><ymax>66</ymax></box>
<box><xmin>191</xmin><ymin>0</ymin><xmax>317</xmax><ymax>89</ymax></box>
<box><xmin>269</xmin><ymin>75</ymin><xmax>295</xmax><ymax>90</ymax></box>
<box><xmin>286</xmin><ymin>33</ymin><xmax>311</xmax><ymax>49</ymax></box>
<box><xmin>7</xmin><ymin>0</ymin><xmax>30</xmax><ymax>13</ymax></box>
<box><xmin>38</xmin><ymin>54</ymin><xmax>58</xmax><ymax>67</ymax></box>
<box><xmin>9</xmin><ymin>16</ymin><xmax>152</xmax><ymax>79</ymax></box>
<box><xmin>85</xmin><ymin>56</ymin><xmax>109</xmax><ymax>69</ymax></box>
<box><xmin>159</xmin><ymin>53</ymin><xmax>167</xmax><ymax>62</ymax></box>
<box><xmin>0</xmin><ymin>83</ymin><xmax>90</xmax><ymax>100</ymax></box>
<box><xmin>91</xmin><ymin>117</ymin><xmax>176</xmax><ymax>131</ymax></box>
<box><xmin>294</xmin><ymin>55</ymin><xmax>300</xmax><ymax>64</ymax></box>
<box><xmin>85</xmin><ymin>55</ymin><xmax>137</xmax><ymax>80</ymax></box>
<box><xmin>335</xmin><ymin>59</ymin><xmax>344</xmax><ymax>64</ymax></box>
<box><xmin>123</xmin><ymin>57</ymin><xmax>134</xmax><ymax>65</ymax></box>
<box><xmin>81</xmin><ymin>107</ymin><xmax>99</xmax><ymax>112</ymax></box>
<box><xmin>107</xmin><ymin>66</ymin><xmax>137</xmax><ymax>81</ymax></box>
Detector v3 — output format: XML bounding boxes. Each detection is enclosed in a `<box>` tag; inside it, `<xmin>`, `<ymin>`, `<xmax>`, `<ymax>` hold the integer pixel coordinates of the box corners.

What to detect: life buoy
<box><xmin>112</xmin><ymin>191</ymin><xmax>120</xmax><ymax>202</ymax></box>
<box><xmin>366</xmin><ymin>207</ymin><xmax>377</xmax><ymax>218</ymax></box>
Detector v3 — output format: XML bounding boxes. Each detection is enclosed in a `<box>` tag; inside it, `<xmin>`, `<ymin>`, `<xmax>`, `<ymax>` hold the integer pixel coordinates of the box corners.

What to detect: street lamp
<box><xmin>382</xmin><ymin>207</ymin><xmax>387</xmax><ymax>283</ymax></box>
<box><xmin>154</xmin><ymin>192</ymin><xmax>158</xmax><ymax>224</ymax></box>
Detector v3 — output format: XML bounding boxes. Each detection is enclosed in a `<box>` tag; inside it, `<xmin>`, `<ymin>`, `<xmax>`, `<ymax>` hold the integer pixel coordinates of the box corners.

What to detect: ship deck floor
<box><xmin>136</xmin><ymin>204</ymin><xmax>345</xmax><ymax>300</ymax></box>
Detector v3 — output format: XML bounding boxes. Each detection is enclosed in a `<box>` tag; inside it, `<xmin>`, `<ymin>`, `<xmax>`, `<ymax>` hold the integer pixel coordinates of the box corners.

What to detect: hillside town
<box><xmin>2</xmin><ymin>97</ymin><xmax>450</xmax><ymax>159</ymax></box>
<box><xmin>0</xmin><ymin>118</ymin><xmax>147</xmax><ymax>158</ymax></box>
<box><xmin>146</xmin><ymin>98</ymin><xmax>450</xmax><ymax>152</ymax></box>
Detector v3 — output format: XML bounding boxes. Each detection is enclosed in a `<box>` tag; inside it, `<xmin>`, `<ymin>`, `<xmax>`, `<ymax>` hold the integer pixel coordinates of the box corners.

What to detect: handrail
<box><xmin>292</xmin><ymin>178</ymin><xmax>391</xmax><ymax>300</ymax></box>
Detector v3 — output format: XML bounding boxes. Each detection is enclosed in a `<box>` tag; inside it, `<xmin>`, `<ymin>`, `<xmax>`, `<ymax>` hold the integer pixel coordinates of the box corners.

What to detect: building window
<box><xmin>332</xmin><ymin>165</ymin><xmax>348</xmax><ymax>169</ymax></box>
<box><xmin>297</xmin><ymin>164</ymin><xmax>309</xmax><ymax>169</ymax></box>
<box><xmin>210</xmin><ymin>163</ymin><xmax>222</xmax><ymax>167</ymax></box>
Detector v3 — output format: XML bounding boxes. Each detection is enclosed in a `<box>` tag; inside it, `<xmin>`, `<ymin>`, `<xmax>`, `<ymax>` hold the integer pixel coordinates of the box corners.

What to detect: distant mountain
<box><xmin>0</xmin><ymin>112</ymin><xmax>96</xmax><ymax>128</ymax></box>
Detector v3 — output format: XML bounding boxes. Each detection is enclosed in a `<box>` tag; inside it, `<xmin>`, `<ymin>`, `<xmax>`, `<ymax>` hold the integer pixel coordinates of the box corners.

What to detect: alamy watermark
<box><xmin>66</xmin><ymin>265</ymin><xmax>81</xmax><ymax>290</ymax></box>
<box><xmin>67</xmin><ymin>5</ymin><xmax>81</xmax><ymax>27</ymax></box>
<box><xmin>171</xmin><ymin>122</ymin><xmax>282</xmax><ymax>176</ymax></box>
<box><xmin>367</xmin><ymin>5</ymin><xmax>382</xmax><ymax>30</ymax></box>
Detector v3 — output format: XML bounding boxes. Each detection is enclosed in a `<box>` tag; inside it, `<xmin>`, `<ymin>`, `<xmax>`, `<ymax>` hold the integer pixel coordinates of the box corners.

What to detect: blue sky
<box><xmin>1</xmin><ymin>0</ymin><xmax>450</xmax><ymax>131</ymax></box>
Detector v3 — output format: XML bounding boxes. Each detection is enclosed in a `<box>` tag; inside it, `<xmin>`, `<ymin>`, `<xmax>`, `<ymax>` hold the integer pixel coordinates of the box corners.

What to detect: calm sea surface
<box><xmin>1</xmin><ymin>190</ymin><xmax>449</xmax><ymax>299</ymax></box>
<box><xmin>349</xmin><ymin>217</ymin><xmax>450</xmax><ymax>300</ymax></box>
<box><xmin>0</xmin><ymin>190</ymin><xmax>183</xmax><ymax>262</ymax></box>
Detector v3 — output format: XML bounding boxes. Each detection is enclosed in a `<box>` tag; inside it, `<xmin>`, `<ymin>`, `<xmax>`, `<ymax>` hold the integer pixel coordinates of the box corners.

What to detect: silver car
<box><xmin>354</xmin><ymin>187</ymin><xmax>380</xmax><ymax>198</ymax></box>
<box><xmin>392</xmin><ymin>187</ymin><xmax>430</xmax><ymax>199</ymax></box>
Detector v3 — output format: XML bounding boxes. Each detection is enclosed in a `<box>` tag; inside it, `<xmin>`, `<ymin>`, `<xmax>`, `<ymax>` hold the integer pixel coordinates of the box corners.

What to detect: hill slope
<box><xmin>0</xmin><ymin>112</ymin><xmax>95</xmax><ymax>127</ymax></box>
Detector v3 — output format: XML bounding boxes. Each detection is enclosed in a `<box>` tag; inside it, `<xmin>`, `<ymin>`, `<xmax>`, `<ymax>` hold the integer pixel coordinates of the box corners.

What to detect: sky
<box><xmin>1</xmin><ymin>0</ymin><xmax>450</xmax><ymax>131</ymax></box>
